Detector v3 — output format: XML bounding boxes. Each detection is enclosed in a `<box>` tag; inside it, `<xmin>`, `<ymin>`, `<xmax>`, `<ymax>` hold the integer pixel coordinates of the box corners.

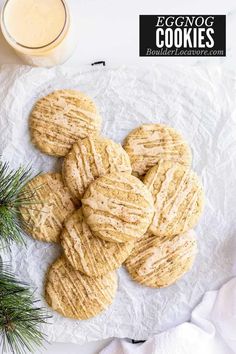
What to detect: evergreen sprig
<box><xmin>0</xmin><ymin>261</ymin><xmax>48</xmax><ymax>354</ymax></box>
<box><xmin>0</xmin><ymin>161</ymin><xmax>37</xmax><ymax>249</ymax></box>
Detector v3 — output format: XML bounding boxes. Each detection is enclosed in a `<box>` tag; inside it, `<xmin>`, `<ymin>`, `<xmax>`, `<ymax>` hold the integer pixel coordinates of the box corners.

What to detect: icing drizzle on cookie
<box><xmin>82</xmin><ymin>172</ymin><xmax>154</xmax><ymax>243</ymax></box>
<box><xmin>63</xmin><ymin>136</ymin><xmax>131</xmax><ymax>201</ymax></box>
<box><xmin>124</xmin><ymin>124</ymin><xmax>192</xmax><ymax>176</ymax></box>
<box><xmin>61</xmin><ymin>209</ymin><xmax>134</xmax><ymax>276</ymax></box>
<box><xmin>143</xmin><ymin>161</ymin><xmax>204</xmax><ymax>237</ymax></box>
<box><xmin>45</xmin><ymin>257</ymin><xmax>117</xmax><ymax>319</ymax></box>
<box><xmin>125</xmin><ymin>230</ymin><xmax>197</xmax><ymax>288</ymax></box>
<box><xmin>30</xmin><ymin>90</ymin><xmax>102</xmax><ymax>156</ymax></box>
<box><xmin>20</xmin><ymin>173</ymin><xmax>76</xmax><ymax>242</ymax></box>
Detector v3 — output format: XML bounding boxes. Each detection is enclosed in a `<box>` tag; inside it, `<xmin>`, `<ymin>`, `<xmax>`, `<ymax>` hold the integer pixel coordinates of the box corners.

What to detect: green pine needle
<box><xmin>0</xmin><ymin>261</ymin><xmax>49</xmax><ymax>354</ymax></box>
<box><xmin>0</xmin><ymin>161</ymin><xmax>38</xmax><ymax>250</ymax></box>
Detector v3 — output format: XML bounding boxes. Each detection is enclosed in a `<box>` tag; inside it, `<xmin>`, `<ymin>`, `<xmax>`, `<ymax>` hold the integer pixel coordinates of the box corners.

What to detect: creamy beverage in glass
<box><xmin>1</xmin><ymin>0</ymin><xmax>77</xmax><ymax>66</ymax></box>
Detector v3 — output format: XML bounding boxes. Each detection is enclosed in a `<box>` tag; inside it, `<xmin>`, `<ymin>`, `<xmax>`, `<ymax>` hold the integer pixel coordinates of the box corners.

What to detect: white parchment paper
<box><xmin>1</xmin><ymin>64</ymin><xmax>236</xmax><ymax>343</ymax></box>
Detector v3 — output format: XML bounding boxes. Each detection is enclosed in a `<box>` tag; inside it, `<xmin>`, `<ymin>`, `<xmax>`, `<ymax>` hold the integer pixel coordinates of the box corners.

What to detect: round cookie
<box><xmin>125</xmin><ymin>230</ymin><xmax>197</xmax><ymax>288</ymax></box>
<box><xmin>123</xmin><ymin>124</ymin><xmax>192</xmax><ymax>177</ymax></box>
<box><xmin>20</xmin><ymin>173</ymin><xmax>76</xmax><ymax>243</ymax></box>
<box><xmin>82</xmin><ymin>172</ymin><xmax>154</xmax><ymax>243</ymax></box>
<box><xmin>30</xmin><ymin>89</ymin><xmax>102</xmax><ymax>157</ymax></box>
<box><xmin>45</xmin><ymin>257</ymin><xmax>117</xmax><ymax>319</ymax></box>
<box><xmin>143</xmin><ymin>160</ymin><xmax>204</xmax><ymax>237</ymax></box>
<box><xmin>62</xmin><ymin>135</ymin><xmax>131</xmax><ymax>201</ymax></box>
<box><xmin>61</xmin><ymin>209</ymin><xmax>134</xmax><ymax>276</ymax></box>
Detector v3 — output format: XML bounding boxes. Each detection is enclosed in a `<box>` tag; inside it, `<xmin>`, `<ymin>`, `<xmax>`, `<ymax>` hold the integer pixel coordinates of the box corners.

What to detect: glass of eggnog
<box><xmin>0</xmin><ymin>0</ymin><xmax>77</xmax><ymax>67</ymax></box>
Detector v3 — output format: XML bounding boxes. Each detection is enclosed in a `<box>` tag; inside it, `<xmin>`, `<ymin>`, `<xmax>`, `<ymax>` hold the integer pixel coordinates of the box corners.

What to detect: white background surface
<box><xmin>0</xmin><ymin>0</ymin><xmax>236</xmax><ymax>353</ymax></box>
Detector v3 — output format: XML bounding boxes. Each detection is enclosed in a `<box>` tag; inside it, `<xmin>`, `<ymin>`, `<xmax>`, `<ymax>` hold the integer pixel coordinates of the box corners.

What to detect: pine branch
<box><xmin>0</xmin><ymin>161</ymin><xmax>38</xmax><ymax>250</ymax></box>
<box><xmin>0</xmin><ymin>260</ymin><xmax>49</xmax><ymax>354</ymax></box>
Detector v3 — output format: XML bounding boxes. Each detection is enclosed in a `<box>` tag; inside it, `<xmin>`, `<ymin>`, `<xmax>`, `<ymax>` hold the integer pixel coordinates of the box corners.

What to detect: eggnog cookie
<box><xmin>61</xmin><ymin>209</ymin><xmax>134</xmax><ymax>276</ymax></box>
<box><xmin>30</xmin><ymin>90</ymin><xmax>102</xmax><ymax>156</ymax></box>
<box><xmin>82</xmin><ymin>172</ymin><xmax>154</xmax><ymax>243</ymax></box>
<box><xmin>143</xmin><ymin>161</ymin><xmax>204</xmax><ymax>237</ymax></box>
<box><xmin>125</xmin><ymin>230</ymin><xmax>197</xmax><ymax>288</ymax></box>
<box><xmin>20</xmin><ymin>173</ymin><xmax>76</xmax><ymax>243</ymax></box>
<box><xmin>62</xmin><ymin>135</ymin><xmax>131</xmax><ymax>201</ymax></box>
<box><xmin>123</xmin><ymin>124</ymin><xmax>192</xmax><ymax>177</ymax></box>
<box><xmin>45</xmin><ymin>257</ymin><xmax>117</xmax><ymax>320</ymax></box>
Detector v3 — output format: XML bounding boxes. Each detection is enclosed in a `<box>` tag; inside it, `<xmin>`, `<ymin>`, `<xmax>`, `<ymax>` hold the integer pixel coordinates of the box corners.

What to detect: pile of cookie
<box><xmin>20</xmin><ymin>89</ymin><xmax>204</xmax><ymax>320</ymax></box>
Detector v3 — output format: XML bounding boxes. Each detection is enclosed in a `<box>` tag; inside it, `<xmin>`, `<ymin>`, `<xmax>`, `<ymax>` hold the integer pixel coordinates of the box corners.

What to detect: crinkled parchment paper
<box><xmin>1</xmin><ymin>64</ymin><xmax>236</xmax><ymax>343</ymax></box>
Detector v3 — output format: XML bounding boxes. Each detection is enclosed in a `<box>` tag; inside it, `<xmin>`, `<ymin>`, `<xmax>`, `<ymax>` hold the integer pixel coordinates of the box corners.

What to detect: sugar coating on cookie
<box><xmin>123</xmin><ymin>124</ymin><xmax>192</xmax><ymax>177</ymax></box>
<box><xmin>62</xmin><ymin>135</ymin><xmax>132</xmax><ymax>201</ymax></box>
<box><xmin>143</xmin><ymin>161</ymin><xmax>204</xmax><ymax>237</ymax></box>
<box><xmin>45</xmin><ymin>257</ymin><xmax>117</xmax><ymax>320</ymax></box>
<box><xmin>125</xmin><ymin>230</ymin><xmax>197</xmax><ymax>288</ymax></box>
<box><xmin>82</xmin><ymin>172</ymin><xmax>154</xmax><ymax>243</ymax></box>
<box><xmin>30</xmin><ymin>89</ymin><xmax>102</xmax><ymax>157</ymax></box>
<box><xmin>20</xmin><ymin>173</ymin><xmax>76</xmax><ymax>243</ymax></box>
<box><xmin>61</xmin><ymin>209</ymin><xmax>134</xmax><ymax>276</ymax></box>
